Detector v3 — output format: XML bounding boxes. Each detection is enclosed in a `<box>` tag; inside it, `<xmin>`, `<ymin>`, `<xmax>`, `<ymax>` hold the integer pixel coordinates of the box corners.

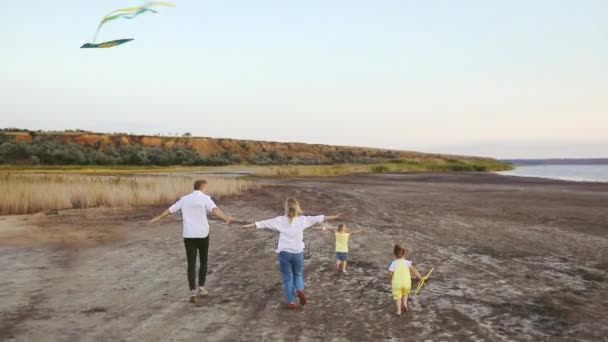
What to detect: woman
<box><xmin>242</xmin><ymin>197</ymin><xmax>343</xmax><ymax>309</ymax></box>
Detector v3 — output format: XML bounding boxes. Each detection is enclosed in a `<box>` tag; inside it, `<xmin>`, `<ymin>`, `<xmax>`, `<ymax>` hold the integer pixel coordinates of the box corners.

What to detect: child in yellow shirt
<box><xmin>388</xmin><ymin>243</ymin><xmax>424</xmax><ymax>315</ymax></box>
<box><xmin>323</xmin><ymin>223</ymin><xmax>363</xmax><ymax>273</ymax></box>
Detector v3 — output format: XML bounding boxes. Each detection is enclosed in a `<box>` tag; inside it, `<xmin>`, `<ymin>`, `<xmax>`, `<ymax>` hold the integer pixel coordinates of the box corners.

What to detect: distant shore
<box><xmin>502</xmin><ymin>158</ymin><xmax>608</xmax><ymax>166</ymax></box>
<box><xmin>496</xmin><ymin>164</ymin><xmax>608</xmax><ymax>183</ymax></box>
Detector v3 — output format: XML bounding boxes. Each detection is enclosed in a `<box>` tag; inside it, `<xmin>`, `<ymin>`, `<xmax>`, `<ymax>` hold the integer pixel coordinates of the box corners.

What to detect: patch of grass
<box><xmin>257</xmin><ymin>157</ymin><xmax>512</xmax><ymax>177</ymax></box>
<box><xmin>0</xmin><ymin>156</ymin><xmax>513</xmax><ymax>180</ymax></box>
<box><xmin>255</xmin><ymin>164</ymin><xmax>361</xmax><ymax>177</ymax></box>
<box><xmin>0</xmin><ymin>173</ymin><xmax>259</xmax><ymax>215</ymax></box>
<box><xmin>370</xmin><ymin>165</ymin><xmax>390</xmax><ymax>173</ymax></box>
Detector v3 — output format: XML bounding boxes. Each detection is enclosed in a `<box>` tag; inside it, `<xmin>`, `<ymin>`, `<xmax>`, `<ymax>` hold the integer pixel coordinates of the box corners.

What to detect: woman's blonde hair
<box><xmin>285</xmin><ymin>197</ymin><xmax>302</xmax><ymax>222</ymax></box>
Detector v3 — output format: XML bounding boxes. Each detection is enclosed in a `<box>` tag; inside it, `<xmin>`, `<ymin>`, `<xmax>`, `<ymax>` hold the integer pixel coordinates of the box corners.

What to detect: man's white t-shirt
<box><xmin>169</xmin><ymin>190</ymin><xmax>217</xmax><ymax>238</ymax></box>
<box><xmin>255</xmin><ymin>215</ymin><xmax>325</xmax><ymax>253</ymax></box>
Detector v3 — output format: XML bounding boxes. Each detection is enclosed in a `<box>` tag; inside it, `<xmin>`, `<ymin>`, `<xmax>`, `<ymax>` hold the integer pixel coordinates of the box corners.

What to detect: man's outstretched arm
<box><xmin>212</xmin><ymin>207</ymin><xmax>233</xmax><ymax>224</ymax></box>
<box><xmin>148</xmin><ymin>210</ymin><xmax>171</xmax><ymax>224</ymax></box>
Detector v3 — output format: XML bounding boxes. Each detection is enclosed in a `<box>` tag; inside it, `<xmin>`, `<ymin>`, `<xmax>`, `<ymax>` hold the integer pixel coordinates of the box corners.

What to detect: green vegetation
<box><xmin>0</xmin><ymin>132</ymin><xmax>239</xmax><ymax>166</ymax></box>
<box><xmin>382</xmin><ymin>157</ymin><xmax>511</xmax><ymax>172</ymax></box>
<box><xmin>0</xmin><ymin>131</ymin><xmax>513</xmax><ymax>174</ymax></box>
<box><xmin>0</xmin><ymin>164</ymin><xmax>213</xmax><ymax>174</ymax></box>
<box><xmin>244</xmin><ymin>147</ymin><xmax>399</xmax><ymax>165</ymax></box>
<box><xmin>259</xmin><ymin>158</ymin><xmax>512</xmax><ymax>178</ymax></box>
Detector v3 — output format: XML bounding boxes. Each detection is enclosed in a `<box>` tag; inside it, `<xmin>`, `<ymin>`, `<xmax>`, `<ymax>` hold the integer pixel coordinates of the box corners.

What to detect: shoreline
<box><xmin>495</xmin><ymin>164</ymin><xmax>608</xmax><ymax>183</ymax></box>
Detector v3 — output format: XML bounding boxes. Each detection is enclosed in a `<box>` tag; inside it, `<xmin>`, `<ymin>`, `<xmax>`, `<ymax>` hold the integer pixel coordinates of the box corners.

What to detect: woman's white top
<box><xmin>255</xmin><ymin>215</ymin><xmax>325</xmax><ymax>253</ymax></box>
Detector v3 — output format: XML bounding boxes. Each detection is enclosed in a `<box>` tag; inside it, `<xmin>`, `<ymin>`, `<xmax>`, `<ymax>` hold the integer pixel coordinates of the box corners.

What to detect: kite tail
<box><xmin>89</xmin><ymin>1</ymin><xmax>174</xmax><ymax>43</ymax></box>
<box><xmin>92</xmin><ymin>8</ymin><xmax>158</xmax><ymax>42</ymax></box>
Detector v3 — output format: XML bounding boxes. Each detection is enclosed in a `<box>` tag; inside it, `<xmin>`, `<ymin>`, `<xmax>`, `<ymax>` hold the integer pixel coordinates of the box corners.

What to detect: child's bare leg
<box><xmin>402</xmin><ymin>295</ymin><xmax>409</xmax><ymax>311</ymax></box>
<box><xmin>395</xmin><ymin>298</ymin><xmax>402</xmax><ymax>315</ymax></box>
<box><xmin>342</xmin><ymin>261</ymin><xmax>348</xmax><ymax>273</ymax></box>
<box><xmin>335</xmin><ymin>261</ymin><xmax>341</xmax><ymax>272</ymax></box>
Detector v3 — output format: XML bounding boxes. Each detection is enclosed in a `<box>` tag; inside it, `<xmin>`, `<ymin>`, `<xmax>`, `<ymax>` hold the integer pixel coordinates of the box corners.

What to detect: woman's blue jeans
<box><xmin>278</xmin><ymin>251</ymin><xmax>304</xmax><ymax>303</ymax></box>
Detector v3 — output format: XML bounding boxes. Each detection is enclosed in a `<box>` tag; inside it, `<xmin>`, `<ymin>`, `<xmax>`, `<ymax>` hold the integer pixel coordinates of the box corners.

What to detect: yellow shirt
<box><xmin>335</xmin><ymin>232</ymin><xmax>350</xmax><ymax>252</ymax></box>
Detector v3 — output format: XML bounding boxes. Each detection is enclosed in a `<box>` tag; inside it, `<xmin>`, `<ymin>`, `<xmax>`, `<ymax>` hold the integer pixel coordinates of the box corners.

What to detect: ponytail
<box><xmin>284</xmin><ymin>197</ymin><xmax>302</xmax><ymax>223</ymax></box>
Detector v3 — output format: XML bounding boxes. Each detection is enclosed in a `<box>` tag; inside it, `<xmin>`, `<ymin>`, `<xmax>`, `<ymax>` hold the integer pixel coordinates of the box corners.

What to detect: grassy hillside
<box><xmin>0</xmin><ymin>129</ymin><xmax>512</xmax><ymax>172</ymax></box>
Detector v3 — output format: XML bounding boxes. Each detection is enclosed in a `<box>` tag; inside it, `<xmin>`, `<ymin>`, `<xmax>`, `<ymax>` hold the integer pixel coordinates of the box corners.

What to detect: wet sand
<box><xmin>1</xmin><ymin>173</ymin><xmax>607</xmax><ymax>341</ymax></box>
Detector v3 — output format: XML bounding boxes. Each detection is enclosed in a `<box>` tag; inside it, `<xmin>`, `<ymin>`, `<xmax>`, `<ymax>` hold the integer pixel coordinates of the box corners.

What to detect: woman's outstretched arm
<box><xmin>324</xmin><ymin>213</ymin><xmax>344</xmax><ymax>221</ymax></box>
<box><xmin>303</xmin><ymin>214</ymin><xmax>344</xmax><ymax>230</ymax></box>
<box><xmin>241</xmin><ymin>217</ymin><xmax>280</xmax><ymax>231</ymax></box>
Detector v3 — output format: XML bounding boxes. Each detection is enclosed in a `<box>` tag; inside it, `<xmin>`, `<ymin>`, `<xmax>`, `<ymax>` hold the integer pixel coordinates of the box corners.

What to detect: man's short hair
<box><xmin>193</xmin><ymin>179</ymin><xmax>207</xmax><ymax>190</ymax></box>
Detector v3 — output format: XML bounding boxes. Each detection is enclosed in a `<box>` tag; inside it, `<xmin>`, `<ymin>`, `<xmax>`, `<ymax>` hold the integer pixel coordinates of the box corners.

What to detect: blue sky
<box><xmin>2</xmin><ymin>0</ymin><xmax>607</xmax><ymax>158</ymax></box>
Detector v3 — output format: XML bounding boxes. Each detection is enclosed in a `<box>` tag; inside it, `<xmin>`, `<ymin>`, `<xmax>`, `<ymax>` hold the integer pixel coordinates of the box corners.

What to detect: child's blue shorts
<box><xmin>336</xmin><ymin>252</ymin><xmax>348</xmax><ymax>261</ymax></box>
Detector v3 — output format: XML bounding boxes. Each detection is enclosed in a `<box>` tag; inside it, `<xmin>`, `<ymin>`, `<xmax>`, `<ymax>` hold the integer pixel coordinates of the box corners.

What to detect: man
<box><xmin>148</xmin><ymin>179</ymin><xmax>233</xmax><ymax>303</ymax></box>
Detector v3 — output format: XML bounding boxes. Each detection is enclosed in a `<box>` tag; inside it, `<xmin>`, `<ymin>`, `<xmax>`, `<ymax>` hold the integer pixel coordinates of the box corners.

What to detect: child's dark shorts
<box><xmin>336</xmin><ymin>252</ymin><xmax>348</xmax><ymax>261</ymax></box>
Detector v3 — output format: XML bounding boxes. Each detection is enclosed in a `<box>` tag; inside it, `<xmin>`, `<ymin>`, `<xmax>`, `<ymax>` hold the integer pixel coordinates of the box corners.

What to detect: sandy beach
<box><xmin>1</xmin><ymin>172</ymin><xmax>607</xmax><ymax>341</ymax></box>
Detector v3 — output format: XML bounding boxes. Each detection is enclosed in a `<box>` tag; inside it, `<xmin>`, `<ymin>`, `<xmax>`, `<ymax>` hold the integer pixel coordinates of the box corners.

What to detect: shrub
<box><xmin>449</xmin><ymin>164</ymin><xmax>473</xmax><ymax>172</ymax></box>
<box><xmin>371</xmin><ymin>165</ymin><xmax>390</xmax><ymax>173</ymax></box>
<box><xmin>275</xmin><ymin>167</ymin><xmax>301</xmax><ymax>177</ymax></box>
<box><xmin>0</xmin><ymin>141</ymin><xmax>32</xmax><ymax>162</ymax></box>
<box><xmin>0</xmin><ymin>132</ymin><xmax>12</xmax><ymax>144</ymax></box>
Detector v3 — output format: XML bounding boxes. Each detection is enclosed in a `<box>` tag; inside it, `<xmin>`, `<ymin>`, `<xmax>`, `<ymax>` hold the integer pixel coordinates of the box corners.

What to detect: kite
<box><xmin>81</xmin><ymin>39</ymin><xmax>134</xmax><ymax>49</ymax></box>
<box><xmin>414</xmin><ymin>267</ymin><xmax>435</xmax><ymax>296</ymax></box>
<box><xmin>81</xmin><ymin>2</ymin><xmax>175</xmax><ymax>49</ymax></box>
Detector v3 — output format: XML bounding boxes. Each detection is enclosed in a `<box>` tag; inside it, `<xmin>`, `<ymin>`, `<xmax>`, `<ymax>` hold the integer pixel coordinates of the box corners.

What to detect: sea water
<box><xmin>497</xmin><ymin>165</ymin><xmax>608</xmax><ymax>183</ymax></box>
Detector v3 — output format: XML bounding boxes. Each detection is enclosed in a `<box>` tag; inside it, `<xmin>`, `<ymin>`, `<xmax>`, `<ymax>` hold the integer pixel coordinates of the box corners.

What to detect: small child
<box><xmin>388</xmin><ymin>243</ymin><xmax>424</xmax><ymax>316</ymax></box>
<box><xmin>323</xmin><ymin>223</ymin><xmax>363</xmax><ymax>274</ymax></box>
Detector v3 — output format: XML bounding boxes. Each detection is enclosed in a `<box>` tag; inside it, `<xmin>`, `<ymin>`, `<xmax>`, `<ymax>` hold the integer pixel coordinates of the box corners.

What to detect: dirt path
<box><xmin>1</xmin><ymin>173</ymin><xmax>607</xmax><ymax>341</ymax></box>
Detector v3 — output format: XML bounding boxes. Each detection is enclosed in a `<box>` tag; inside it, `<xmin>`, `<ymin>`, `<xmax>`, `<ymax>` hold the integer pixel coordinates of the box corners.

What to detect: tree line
<box><xmin>0</xmin><ymin>133</ymin><xmax>399</xmax><ymax>166</ymax></box>
<box><xmin>0</xmin><ymin>133</ymin><xmax>238</xmax><ymax>166</ymax></box>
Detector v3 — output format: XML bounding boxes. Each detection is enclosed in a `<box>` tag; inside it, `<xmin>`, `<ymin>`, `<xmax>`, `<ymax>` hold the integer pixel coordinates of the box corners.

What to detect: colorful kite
<box><xmin>81</xmin><ymin>2</ymin><xmax>175</xmax><ymax>49</ymax></box>
<box><xmin>414</xmin><ymin>267</ymin><xmax>435</xmax><ymax>296</ymax></box>
<box><xmin>81</xmin><ymin>39</ymin><xmax>134</xmax><ymax>49</ymax></box>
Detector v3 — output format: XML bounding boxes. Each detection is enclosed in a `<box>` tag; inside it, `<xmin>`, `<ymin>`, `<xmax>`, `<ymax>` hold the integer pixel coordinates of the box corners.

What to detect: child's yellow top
<box><xmin>389</xmin><ymin>258</ymin><xmax>412</xmax><ymax>291</ymax></box>
<box><xmin>335</xmin><ymin>232</ymin><xmax>350</xmax><ymax>252</ymax></box>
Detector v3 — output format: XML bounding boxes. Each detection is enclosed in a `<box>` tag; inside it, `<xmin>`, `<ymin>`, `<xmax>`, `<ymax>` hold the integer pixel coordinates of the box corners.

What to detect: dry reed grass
<box><xmin>0</xmin><ymin>173</ymin><xmax>258</xmax><ymax>215</ymax></box>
